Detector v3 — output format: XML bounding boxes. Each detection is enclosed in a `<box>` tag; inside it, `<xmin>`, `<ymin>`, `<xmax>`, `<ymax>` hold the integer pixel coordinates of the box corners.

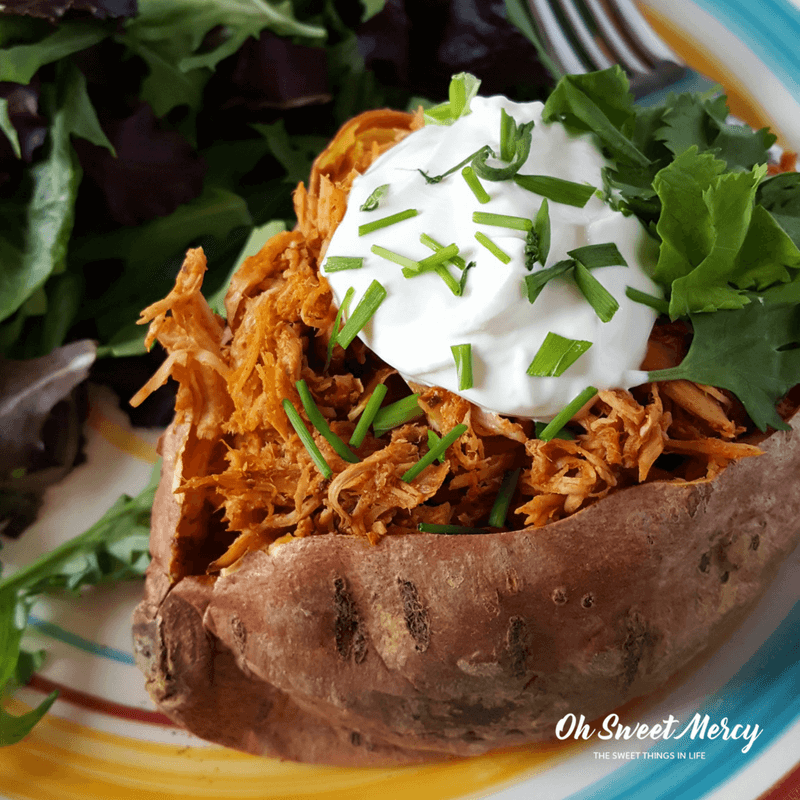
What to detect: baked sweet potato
<box><xmin>131</xmin><ymin>97</ymin><xmax>800</xmax><ymax>765</ymax></box>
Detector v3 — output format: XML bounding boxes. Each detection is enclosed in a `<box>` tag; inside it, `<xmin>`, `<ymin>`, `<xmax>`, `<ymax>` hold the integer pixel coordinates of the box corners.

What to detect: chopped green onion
<box><xmin>371</xmin><ymin>244</ymin><xmax>420</xmax><ymax>271</ymax></box>
<box><xmin>337</xmin><ymin>280</ymin><xmax>387</xmax><ymax>349</ymax></box>
<box><xmin>573</xmin><ymin>262</ymin><xmax>619</xmax><ymax>322</ymax></box>
<box><xmin>513</xmin><ymin>174</ymin><xmax>597</xmax><ymax>207</ymax></box>
<box><xmin>459</xmin><ymin>261</ymin><xmax>475</xmax><ymax>294</ymax></box>
<box><xmin>418</xmin><ymin>523</ymin><xmax>486</xmax><ymax>535</ymax></box>
<box><xmin>359</xmin><ymin>208</ymin><xmax>418</xmax><ymax>236</ymax></box>
<box><xmin>420</xmin><ymin>146</ymin><xmax>492</xmax><ymax>184</ymax></box>
<box><xmin>527</xmin><ymin>332</ymin><xmax>592</xmax><ymax>377</ymax></box>
<box><xmin>360</xmin><ymin>184</ymin><xmax>389</xmax><ymax>211</ymax></box>
<box><xmin>534</xmin><ymin>199</ymin><xmax>551</xmax><ymax>266</ymax></box>
<box><xmin>534</xmin><ymin>421</ymin><xmax>576</xmax><ymax>440</ymax></box>
<box><xmin>524</xmin><ymin>260</ymin><xmax>574</xmax><ymax>304</ymax></box>
<box><xmin>568</xmin><ymin>243</ymin><xmax>628</xmax><ymax>269</ymax></box>
<box><xmin>473</xmin><ymin>211</ymin><xmax>532</xmax><ymax>231</ymax></box>
<box><xmin>451</xmin><ymin>343</ymin><xmax>474</xmax><ymax>390</ymax></box>
<box><xmin>432</xmin><ymin>264</ymin><xmax>463</xmax><ymax>295</ymax></box>
<box><xmin>461</xmin><ymin>165</ymin><xmax>490</xmax><ymax>204</ymax></box>
<box><xmin>424</xmin><ymin>73</ymin><xmax>482</xmax><ymax>126</ymax></box>
<box><xmin>499</xmin><ymin>108</ymin><xmax>517</xmax><ymax>162</ymax></box>
<box><xmin>349</xmin><ymin>383</ymin><xmax>388</xmax><ymax>447</ymax></box>
<box><xmin>417</xmin><ymin>243</ymin><xmax>460</xmax><ymax>271</ymax></box>
<box><xmin>625</xmin><ymin>286</ymin><xmax>670</xmax><ymax>315</ymax></box>
<box><xmin>420</xmin><ymin>233</ymin><xmax>468</xmax><ymax>270</ymax></box>
<box><xmin>427</xmin><ymin>430</ymin><xmax>445</xmax><ymax>463</ymax></box>
<box><xmin>474</xmin><ymin>231</ymin><xmax>511</xmax><ymax>263</ymax></box>
<box><xmin>282</xmin><ymin>399</ymin><xmax>333</xmax><ymax>479</ymax></box>
<box><xmin>402</xmin><ymin>424</ymin><xmax>468</xmax><ymax>482</ymax></box>
<box><xmin>324</xmin><ymin>256</ymin><xmax>364</xmax><ymax>273</ymax></box>
<box><xmin>296</xmin><ymin>380</ymin><xmax>359</xmax><ymax>463</ymax></box>
<box><xmin>403</xmin><ymin>250</ymin><xmax>464</xmax><ymax>296</ymax></box>
<box><xmin>373</xmin><ymin>394</ymin><xmax>424</xmax><ymax>436</ymax></box>
<box><xmin>325</xmin><ymin>286</ymin><xmax>355</xmax><ymax>369</ymax></box>
<box><xmin>537</xmin><ymin>386</ymin><xmax>597</xmax><ymax>442</ymax></box>
<box><xmin>488</xmin><ymin>467</ymin><xmax>521</xmax><ymax>527</ymax></box>
<box><xmin>473</xmin><ymin>120</ymin><xmax>534</xmax><ymax>181</ymax></box>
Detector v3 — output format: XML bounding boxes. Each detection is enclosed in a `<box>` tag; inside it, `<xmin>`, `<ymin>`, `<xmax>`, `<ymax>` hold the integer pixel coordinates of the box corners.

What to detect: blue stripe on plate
<box><xmin>691</xmin><ymin>0</ymin><xmax>800</xmax><ymax>94</ymax></box>
<box><xmin>28</xmin><ymin>614</ymin><xmax>137</xmax><ymax>666</ymax></box>
<box><xmin>564</xmin><ymin>600</ymin><xmax>800</xmax><ymax>800</ymax></box>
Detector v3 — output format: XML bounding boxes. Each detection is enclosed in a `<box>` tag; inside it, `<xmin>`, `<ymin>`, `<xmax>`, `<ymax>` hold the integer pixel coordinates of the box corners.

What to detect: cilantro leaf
<box><xmin>648</xmin><ymin>300</ymin><xmax>800</xmax><ymax>432</ymax></box>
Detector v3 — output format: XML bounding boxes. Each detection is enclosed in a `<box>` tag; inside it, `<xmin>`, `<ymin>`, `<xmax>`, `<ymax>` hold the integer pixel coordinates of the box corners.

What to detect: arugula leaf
<box><xmin>0</xmin><ymin>463</ymin><xmax>158</xmax><ymax>745</ymax></box>
<box><xmin>250</xmin><ymin>120</ymin><xmax>328</xmax><ymax>185</ymax></box>
<box><xmin>648</xmin><ymin>299</ymin><xmax>800</xmax><ymax>432</ymax></box>
<box><xmin>0</xmin><ymin>98</ymin><xmax>22</xmax><ymax>159</ymax></box>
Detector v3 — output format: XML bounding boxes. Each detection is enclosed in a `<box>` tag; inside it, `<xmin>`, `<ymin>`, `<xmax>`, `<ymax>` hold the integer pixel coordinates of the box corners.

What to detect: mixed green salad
<box><xmin>1</xmin><ymin>0</ymin><xmax>800</xmax><ymax>747</ymax></box>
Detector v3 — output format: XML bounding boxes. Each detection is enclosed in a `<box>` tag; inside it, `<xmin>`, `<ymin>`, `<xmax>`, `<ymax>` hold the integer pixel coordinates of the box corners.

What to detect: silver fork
<box><xmin>522</xmin><ymin>0</ymin><xmax>712</xmax><ymax>100</ymax></box>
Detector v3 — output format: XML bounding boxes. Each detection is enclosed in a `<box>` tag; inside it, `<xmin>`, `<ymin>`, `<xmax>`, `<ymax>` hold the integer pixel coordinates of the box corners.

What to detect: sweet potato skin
<box><xmin>133</xmin><ymin>412</ymin><xmax>800</xmax><ymax>765</ymax></box>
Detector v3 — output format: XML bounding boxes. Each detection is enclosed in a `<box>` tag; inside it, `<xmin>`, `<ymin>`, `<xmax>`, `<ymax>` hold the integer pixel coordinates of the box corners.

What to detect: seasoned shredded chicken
<box><xmin>131</xmin><ymin>108</ymin><xmax>768</xmax><ymax>576</ymax></box>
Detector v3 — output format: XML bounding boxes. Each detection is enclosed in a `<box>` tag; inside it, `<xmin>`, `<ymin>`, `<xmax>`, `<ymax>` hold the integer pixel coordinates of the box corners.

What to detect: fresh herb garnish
<box><xmin>358</xmin><ymin>209</ymin><xmax>418</xmax><ymax>236</ymax></box>
<box><xmin>513</xmin><ymin>174</ymin><xmax>597</xmax><ymax>207</ymax></box>
<box><xmin>527</xmin><ymin>332</ymin><xmax>592</xmax><ymax>377</ymax></box>
<box><xmin>472</xmin><ymin>120</ymin><xmax>535</xmax><ymax>182</ymax></box>
<box><xmin>488</xmin><ymin>467</ymin><xmax>521</xmax><ymax>527</ymax></box>
<box><xmin>402</xmin><ymin>424</ymin><xmax>468</xmax><ymax>482</ymax></box>
<box><xmin>372</xmin><ymin>394</ymin><xmax>424</xmax><ymax>436</ymax></box>
<box><xmin>499</xmin><ymin>107</ymin><xmax>517</xmax><ymax>162</ymax></box>
<box><xmin>573</xmin><ymin>262</ymin><xmax>619</xmax><ymax>322</ymax></box>
<box><xmin>360</xmin><ymin>184</ymin><xmax>389</xmax><ymax>212</ymax></box>
<box><xmin>473</xmin><ymin>211</ymin><xmax>533</xmax><ymax>231</ymax></box>
<box><xmin>537</xmin><ymin>386</ymin><xmax>598</xmax><ymax>442</ymax></box>
<box><xmin>324</xmin><ymin>256</ymin><xmax>364</xmax><ymax>272</ymax></box>
<box><xmin>371</xmin><ymin>244</ymin><xmax>420</xmax><ymax>271</ymax></box>
<box><xmin>524</xmin><ymin>260</ymin><xmax>574</xmax><ymax>303</ymax></box>
<box><xmin>336</xmin><ymin>280</ymin><xmax>387</xmax><ymax>349</ymax></box>
<box><xmin>534</xmin><ymin>198</ymin><xmax>551</xmax><ymax>266</ymax></box>
<box><xmin>296</xmin><ymin>380</ymin><xmax>359</xmax><ymax>464</ymax></box>
<box><xmin>417</xmin><ymin>523</ymin><xmax>486</xmax><ymax>535</ymax></box>
<box><xmin>325</xmin><ymin>286</ymin><xmax>355</xmax><ymax>369</ymax></box>
<box><xmin>419</xmin><ymin>146</ymin><xmax>492</xmax><ymax>185</ymax></box>
<box><xmin>424</xmin><ymin>72</ymin><xmax>482</xmax><ymax>126</ymax></box>
<box><xmin>568</xmin><ymin>243</ymin><xmax>628</xmax><ymax>269</ymax></box>
<box><xmin>427</xmin><ymin>430</ymin><xmax>446</xmax><ymax>463</ymax></box>
<box><xmin>349</xmin><ymin>384</ymin><xmax>389</xmax><ymax>448</ymax></box>
<box><xmin>475</xmin><ymin>231</ymin><xmax>511</xmax><ymax>263</ymax></box>
<box><xmin>451</xmin><ymin>343</ymin><xmax>474</xmax><ymax>390</ymax></box>
<box><xmin>283</xmin><ymin>398</ymin><xmax>333</xmax><ymax>480</ymax></box>
<box><xmin>420</xmin><ymin>234</ymin><xmax>468</xmax><ymax>270</ymax></box>
<box><xmin>625</xmin><ymin>286</ymin><xmax>670</xmax><ymax>315</ymax></box>
<box><xmin>461</xmin><ymin>165</ymin><xmax>490</xmax><ymax>204</ymax></box>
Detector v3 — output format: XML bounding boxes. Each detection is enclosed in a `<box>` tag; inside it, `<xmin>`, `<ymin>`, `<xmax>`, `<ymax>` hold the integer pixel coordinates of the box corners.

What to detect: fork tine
<box><xmin>602</xmin><ymin>0</ymin><xmax>683</xmax><ymax>68</ymax></box>
<box><xmin>554</xmin><ymin>0</ymin><xmax>615</xmax><ymax>72</ymax></box>
<box><xmin>528</xmin><ymin>0</ymin><xmax>590</xmax><ymax>75</ymax></box>
<box><xmin>580</xmin><ymin>0</ymin><xmax>651</xmax><ymax>75</ymax></box>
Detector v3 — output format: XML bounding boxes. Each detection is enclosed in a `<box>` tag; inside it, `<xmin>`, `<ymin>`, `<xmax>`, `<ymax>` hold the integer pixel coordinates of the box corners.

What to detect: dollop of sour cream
<box><xmin>323</xmin><ymin>96</ymin><xmax>661</xmax><ymax>420</ymax></box>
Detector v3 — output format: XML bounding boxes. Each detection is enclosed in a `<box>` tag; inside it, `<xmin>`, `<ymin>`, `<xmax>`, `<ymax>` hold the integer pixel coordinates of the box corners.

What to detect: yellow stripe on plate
<box><xmin>87</xmin><ymin>402</ymin><xmax>159</xmax><ymax>464</ymax></box>
<box><xmin>0</xmin><ymin>700</ymin><xmax>583</xmax><ymax>800</ymax></box>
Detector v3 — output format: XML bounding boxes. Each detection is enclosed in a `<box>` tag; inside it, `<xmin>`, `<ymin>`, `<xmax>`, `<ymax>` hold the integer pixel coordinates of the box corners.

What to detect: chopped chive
<box><xmin>568</xmin><ymin>243</ymin><xmax>628</xmax><ymax>269</ymax></box>
<box><xmin>337</xmin><ymin>280</ymin><xmax>387</xmax><ymax>349</ymax></box>
<box><xmin>427</xmin><ymin>430</ymin><xmax>446</xmax><ymax>463</ymax></box>
<box><xmin>420</xmin><ymin>233</ymin><xmax>468</xmax><ymax>270</ymax></box>
<box><xmin>534</xmin><ymin>421</ymin><xmax>576</xmax><ymax>440</ymax></box>
<box><xmin>475</xmin><ymin>231</ymin><xmax>511</xmax><ymax>263</ymax></box>
<box><xmin>282</xmin><ymin>398</ymin><xmax>333</xmax><ymax>479</ymax></box>
<box><xmin>534</xmin><ymin>199</ymin><xmax>551</xmax><ymax>266</ymax></box>
<box><xmin>402</xmin><ymin>423</ymin><xmax>468</xmax><ymax>482</ymax></box>
<box><xmin>432</xmin><ymin>264</ymin><xmax>463</xmax><ymax>295</ymax></box>
<box><xmin>573</xmin><ymin>262</ymin><xmax>619</xmax><ymax>322</ymax></box>
<box><xmin>296</xmin><ymin>380</ymin><xmax>359</xmax><ymax>463</ymax></box>
<box><xmin>417</xmin><ymin>243</ymin><xmax>460</xmax><ymax>271</ymax></box>
<box><xmin>499</xmin><ymin>108</ymin><xmax>517</xmax><ymax>162</ymax></box>
<box><xmin>527</xmin><ymin>332</ymin><xmax>592</xmax><ymax>377</ymax></box>
<box><xmin>459</xmin><ymin>261</ymin><xmax>475</xmax><ymax>294</ymax></box>
<box><xmin>360</xmin><ymin>183</ymin><xmax>389</xmax><ymax>211</ymax></box>
<box><xmin>419</xmin><ymin>145</ymin><xmax>492</xmax><ymax>184</ymax></box>
<box><xmin>373</xmin><ymin>394</ymin><xmax>424</xmax><ymax>436</ymax></box>
<box><xmin>473</xmin><ymin>211</ymin><xmax>532</xmax><ymax>231</ymax></box>
<box><xmin>537</xmin><ymin>386</ymin><xmax>598</xmax><ymax>442</ymax></box>
<box><xmin>473</xmin><ymin>120</ymin><xmax>534</xmax><ymax>181</ymax></box>
<box><xmin>349</xmin><ymin>383</ymin><xmax>388</xmax><ymax>447</ymax></box>
<box><xmin>324</xmin><ymin>256</ymin><xmax>364</xmax><ymax>273</ymax></box>
<box><xmin>371</xmin><ymin>244</ymin><xmax>420</xmax><ymax>271</ymax></box>
<box><xmin>418</xmin><ymin>523</ymin><xmax>487</xmax><ymax>535</ymax></box>
<box><xmin>461</xmin><ymin>165</ymin><xmax>490</xmax><ymax>204</ymax></box>
<box><xmin>625</xmin><ymin>286</ymin><xmax>670</xmax><ymax>315</ymax></box>
<box><xmin>488</xmin><ymin>467</ymin><xmax>521</xmax><ymax>527</ymax></box>
<box><xmin>325</xmin><ymin>286</ymin><xmax>355</xmax><ymax>369</ymax></box>
<box><xmin>358</xmin><ymin>208</ymin><xmax>418</xmax><ymax>236</ymax></box>
<box><xmin>524</xmin><ymin>259</ymin><xmax>574</xmax><ymax>304</ymax></box>
<box><xmin>513</xmin><ymin>174</ymin><xmax>597</xmax><ymax>207</ymax></box>
<box><xmin>451</xmin><ymin>343</ymin><xmax>474</xmax><ymax>390</ymax></box>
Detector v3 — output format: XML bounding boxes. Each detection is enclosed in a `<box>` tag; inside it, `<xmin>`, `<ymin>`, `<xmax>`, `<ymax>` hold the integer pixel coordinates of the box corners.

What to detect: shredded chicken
<box><xmin>131</xmin><ymin>108</ymin><xmax>781</xmax><ymax>577</ymax></box>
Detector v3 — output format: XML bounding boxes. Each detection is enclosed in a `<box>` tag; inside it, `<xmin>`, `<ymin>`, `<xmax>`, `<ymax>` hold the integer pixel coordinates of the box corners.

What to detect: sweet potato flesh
<box><xmin>131</xmin><ymin>108</ymin><xmax>767</xmax><ymax>579</ymax></box>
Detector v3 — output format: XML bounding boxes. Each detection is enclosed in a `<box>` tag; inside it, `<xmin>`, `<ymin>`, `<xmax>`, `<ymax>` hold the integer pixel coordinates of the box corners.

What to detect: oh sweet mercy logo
<box><xmin>556</xmin><ymin>712</ymin><xmax>763</xmax><ymax>754</ymax></box>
